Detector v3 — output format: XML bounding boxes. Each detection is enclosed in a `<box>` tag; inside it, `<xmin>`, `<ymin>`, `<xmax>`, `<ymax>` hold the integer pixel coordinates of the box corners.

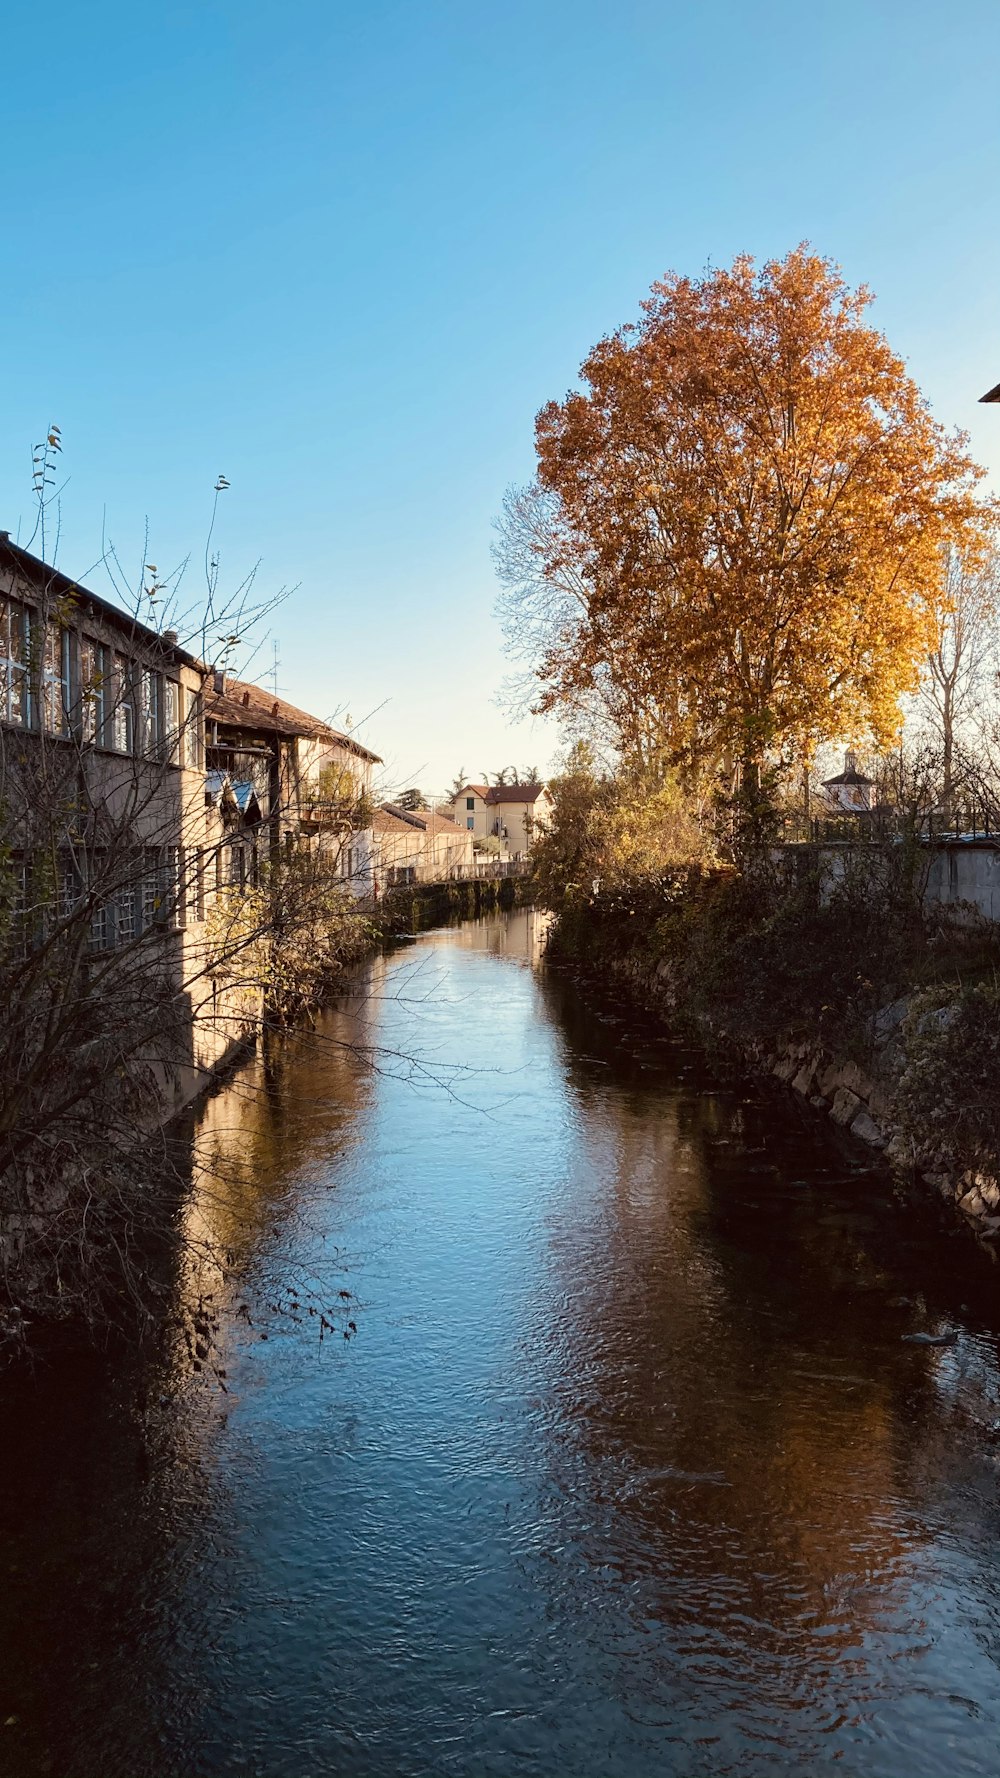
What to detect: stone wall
<box><xmin>606</xmin><ymin>951</ymin><xmax>1000</xmax><ymax>1246</ymax></box>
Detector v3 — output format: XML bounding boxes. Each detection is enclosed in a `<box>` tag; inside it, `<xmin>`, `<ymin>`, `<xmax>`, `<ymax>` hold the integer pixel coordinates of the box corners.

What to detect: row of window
<box><xmin>0</xmin><ymin>598</ymin><xmax>204</xmax><ymax>765</ymax></box>
<box><xmin>4</xmin><ymin>839</ymin><xmax>258</xmax><ymax>957</ymax></box>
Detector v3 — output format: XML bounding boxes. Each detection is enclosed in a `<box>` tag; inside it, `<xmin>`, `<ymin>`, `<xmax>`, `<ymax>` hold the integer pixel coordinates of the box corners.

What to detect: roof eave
<box><xmin>0</xmin><ymin>537</ymin><xmax>206</xmax><ymax>671</ymax></box>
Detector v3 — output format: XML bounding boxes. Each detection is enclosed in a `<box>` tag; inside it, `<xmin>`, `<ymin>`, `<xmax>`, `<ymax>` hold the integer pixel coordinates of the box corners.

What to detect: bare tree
<box><xmin>493</xmin><ymin>480</ymin><xmax>716</xmax><ymax>789</ymax></box>
<box><xmin>920</xmin><ymin>544</ymin><xmax>1000</xmax><ymax>814</ymax></box>
<box><xmin>0</xmin><ymin>441</ymin><xmax>370</xmax><ymax>1353</ymax></box>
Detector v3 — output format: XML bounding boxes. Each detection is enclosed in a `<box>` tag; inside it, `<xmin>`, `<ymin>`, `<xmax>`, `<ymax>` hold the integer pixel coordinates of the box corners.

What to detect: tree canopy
<box><xmin>500</xmin><ymin>247</ymin><xmax>992</xmax><ymax>798</ymax></box>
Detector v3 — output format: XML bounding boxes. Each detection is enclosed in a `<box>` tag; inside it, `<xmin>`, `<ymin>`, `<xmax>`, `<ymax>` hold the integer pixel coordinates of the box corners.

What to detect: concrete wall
<box><xmin>922</xmin><ymin>842</ymin><xmax>1000</xmax><ymax>922</ymax></box>
<box><xmin>788</xmin><ymin>839</ymin><xmax>1000</xmax><ymax>924</ymax></box>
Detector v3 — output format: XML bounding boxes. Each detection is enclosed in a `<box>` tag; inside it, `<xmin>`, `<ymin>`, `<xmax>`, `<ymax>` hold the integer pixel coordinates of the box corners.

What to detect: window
<box><xmin>142</xmin><ymin>848</ymin><xmax>162</xmax><ymax>929</ymax></box>
<box><xmin>183</xmin><ymin>687</ymin><xmax>204</xmax><ymax>769</ymax></box>
<box><xmin>0</xmin><ymin>601</ymin><xmax>33</xmax><ymax>727</ymax></box>
<box><xmin>164</xmin><ymin>679</ymin><xmax>180</xmax><ymax>763</ymax></box>
<box><xmin>466</xmin><ymin>817</ymin><xmax>474</xmax><ymax>830</ymax></box>
<box><xmin>61</xmin><ymin>628</ymin><xmax>78</xmax><ymax>733</ymax></box>
<box><xmin>41</xmin><ymin>623</ymin><xmax>63</xmax><ymax>733</ymax></box>
<box><xmin>193</xmin><ymin>849</ymin><xmax>206</xmax><ymax>922</ymax></box>
<box><xmin>466</xmin><ymin>796</ymin><xmax>475</xmax><ymax>810</ymax></box>
<box><xmin>142</xmin><ymin>669</ymin><xmax>165</xmax><ymax>756</ymax></box>
<box><xmin>167</xmin><ymin>848</ymin><xmax>183</xmax><ymax>927</ymax></box>
<box><xmin>5</xmin><ymin>857</ymin><xmax>30</xmax><ymax>957</ymax></box>
<box><xmin>57</xmin><ymin>855</ymin><xmax>83</xmax><ymax>922</ymax></box>
<box><xmin>114</xmin><ymin>655</ymin><xmax>135</xmax><ymax>753</ymax></box>
<box><xmin>89</xmin><ymin>901</ymin><xmax>109</xmax><ymax>953</ymax></box>
<box><xmin>81</xmin><ymin>638</ymin><xmax>113</xmax><ymax>745</ymax></box>
<box><xmin>117</xmin><ymin>879</ymin><xmax>136</xmax><ymax>943</ymax></box>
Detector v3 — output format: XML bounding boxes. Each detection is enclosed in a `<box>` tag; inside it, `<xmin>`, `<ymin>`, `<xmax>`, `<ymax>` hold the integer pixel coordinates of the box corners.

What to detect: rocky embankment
<box><xmin>606</xmin><ymin>952</ymin><xmax>1000</xmax><ymax>1245</ymax></box>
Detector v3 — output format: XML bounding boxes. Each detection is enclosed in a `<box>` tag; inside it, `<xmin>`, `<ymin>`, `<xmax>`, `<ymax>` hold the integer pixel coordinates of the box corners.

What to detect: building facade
<box><xmin>449</xmin><ymin>781</ymin><xmax>552</xmax><ymax>858</ymax></box>
<box><xmin>371</xmin><ymin>804</ymin><xmax>474</xmax><ymax>887</ymax></box>
<box><xmin>0</xmin><ymin>537</ymin><xmax>384</xmax><ymax>1116</ymax></box>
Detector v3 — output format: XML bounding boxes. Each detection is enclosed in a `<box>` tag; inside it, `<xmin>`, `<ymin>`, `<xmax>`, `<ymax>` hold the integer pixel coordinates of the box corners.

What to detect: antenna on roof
<box><xmin>270</xmin><ymin>637</ymin><xmax>281</xmax><ymax>696</ymax></box>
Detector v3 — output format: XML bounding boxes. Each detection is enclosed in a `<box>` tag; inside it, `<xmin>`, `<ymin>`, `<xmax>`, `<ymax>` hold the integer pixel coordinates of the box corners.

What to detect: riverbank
<box><xmin>376</xmin><ymin>869</ymin><xmax>533</xmax><ymax>934</ymax></box>
<box><xmin>547</xmin><ymin>864</ymin><xmax>1000</xmax><ymax>1245</ymax></box>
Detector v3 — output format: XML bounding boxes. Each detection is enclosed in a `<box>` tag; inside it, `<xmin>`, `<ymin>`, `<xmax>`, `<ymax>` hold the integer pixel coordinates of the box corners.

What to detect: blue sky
<box><xmin>2</xmin><ymin>0</ymin><xmax>999</xmax><ymax>793</ymax></box>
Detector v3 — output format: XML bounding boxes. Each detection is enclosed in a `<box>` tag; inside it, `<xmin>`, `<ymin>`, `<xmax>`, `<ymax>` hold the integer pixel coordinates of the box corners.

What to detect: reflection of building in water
<box><xmin>173</xmin><ymin>963</ymin><xmax>385</xmax><ymax>1345</ymax></box>
<box><xmin>444</xmin><ymin>907</ymin><xmax>552</xmax><ymax>968</ymax></box>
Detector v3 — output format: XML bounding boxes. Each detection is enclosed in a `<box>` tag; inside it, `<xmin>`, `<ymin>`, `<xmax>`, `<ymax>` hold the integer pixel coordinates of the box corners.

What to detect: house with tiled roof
<box><xmin>205</xmin><ymin>674</ymin><xmax>382</xmax><ymax>895</ymax></box>
<box><xmin>372</xmin><ymin>803</ymin><xmax>474</xmax><ymax>888</ymax></box>
<box><xmin>449</xmin><ymin>780</ymin><xmax>552</xmax><ymax>859</ymax></box>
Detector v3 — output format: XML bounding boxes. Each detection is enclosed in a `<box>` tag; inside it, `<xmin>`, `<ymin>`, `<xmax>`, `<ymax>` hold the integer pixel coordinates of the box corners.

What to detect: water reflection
<box><xmin>2</xmin><ymin>908</ymin><xmax>1000</xmax><ymax>1778</ymax></box>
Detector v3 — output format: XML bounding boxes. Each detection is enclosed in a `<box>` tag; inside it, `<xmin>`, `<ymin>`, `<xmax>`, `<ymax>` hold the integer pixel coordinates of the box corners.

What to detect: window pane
<box><xmin>184</xmin><ymin>688</ymin><xmax>203</xmax><ymax>768</ymax></box>
<box><xmin>114</xmin><ymin>656</ymin><xmax>135</xmax><ymax>753</ymax></box>
<box><xmin>41</xmin><ymin>623</ymin><xmax>62</xmax><ymax>733</ymax></box>
<box><xmin>3</xmin><ymin>604</ymin><xmax>33</xmax><ymax>727</ymax></box>
<box><xmin>117</xmin><ymin>879</ymin><xmax>136</xmax><ymax>943</ymax></box>
<box><xmin>165</xmin><ymin>680</ymin><xmax>180</xmax><ymax>761</ymax></box>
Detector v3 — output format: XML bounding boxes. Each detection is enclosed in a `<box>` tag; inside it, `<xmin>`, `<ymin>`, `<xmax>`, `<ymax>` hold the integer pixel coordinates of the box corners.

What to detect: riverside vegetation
<box><xmin>500</xmin><ymin>246</ymin><xmax>1000</xmax><ymax>1239</ymax></box>
<box><xmin>535</xmin><ymin>755</ymin><xmax>1000</xmax><ymax>1237</ymax></box>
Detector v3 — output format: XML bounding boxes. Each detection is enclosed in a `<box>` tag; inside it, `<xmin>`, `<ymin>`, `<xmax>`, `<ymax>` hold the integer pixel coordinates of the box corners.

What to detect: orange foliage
<box><xmin>532</xmin><ymin>246</ymin><xmax>992</xmax><ymax>779</ymax></box>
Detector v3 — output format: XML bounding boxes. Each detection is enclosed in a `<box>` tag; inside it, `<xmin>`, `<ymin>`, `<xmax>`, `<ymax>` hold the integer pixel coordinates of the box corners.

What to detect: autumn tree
<box><xmin>500</xmin><ymin>246</ymin><xmax>991</xmax><ymax>849</ymax></box>
<box><xmin>530</xmin><ymin>742</ymin><xmax>710</xmax><ymax>911</ymax></box>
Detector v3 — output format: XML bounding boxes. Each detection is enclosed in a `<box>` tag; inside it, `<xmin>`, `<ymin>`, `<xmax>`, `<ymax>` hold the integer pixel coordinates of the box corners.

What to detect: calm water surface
<box><xmin>3</xmin><ymin>909</ymin><xmax>1000</xmax><ymax>1777</ymax></box>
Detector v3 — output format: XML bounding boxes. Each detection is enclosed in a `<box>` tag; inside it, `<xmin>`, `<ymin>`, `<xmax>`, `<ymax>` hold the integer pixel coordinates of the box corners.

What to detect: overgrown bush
<box><xmin>207</xmin><ymin>854</ymin><xmax>373</xmax><ymax>1027</ymax></box>
<box><xmin>548</xmin><ymin>838</ymin><xmax>1000</xmax><ymax>1065</ymax></box>
<box><xmin>531</xmin><ymin>744</ymin><xmax>712</xmax><ymax>918</ymax></box>
<box><xmin>895</xmin><ymin>982</ymin><xmax>1000</xmax><ymax>1179</ymax></box>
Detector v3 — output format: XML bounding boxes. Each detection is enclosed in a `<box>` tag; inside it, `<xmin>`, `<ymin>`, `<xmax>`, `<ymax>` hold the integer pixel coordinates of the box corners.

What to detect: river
<box><xmin>2</xmin><ymin>908</ymin><xmax>1000</xmax><ymax>1777</ymax></box>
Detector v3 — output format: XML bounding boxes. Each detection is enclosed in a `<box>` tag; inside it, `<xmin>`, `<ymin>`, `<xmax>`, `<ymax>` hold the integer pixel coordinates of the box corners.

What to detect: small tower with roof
<box><xmin>821</xmin><ymin>750</ymin><xmax>874</xmax><ymax>814</ymax></box>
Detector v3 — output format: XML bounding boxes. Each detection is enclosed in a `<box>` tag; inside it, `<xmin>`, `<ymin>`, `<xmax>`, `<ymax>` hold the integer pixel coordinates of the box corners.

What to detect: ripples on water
<box><xmin>2</xmin><ymin>909</ymin><xmax>1000</xmax><ymax>1777</ymax></box>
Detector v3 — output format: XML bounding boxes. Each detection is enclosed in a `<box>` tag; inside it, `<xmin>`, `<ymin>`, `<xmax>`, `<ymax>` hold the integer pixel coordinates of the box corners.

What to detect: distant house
<box><xmin>449</xmin><ymin>781</ymin><xmax>552</xmax><ymax>858</ymax></box>
<box><xmin>821</xmin><ymin>751</ymin><xmax>874</xmax><ymax>814</ymax></box>
<box><xmin>372</xmin><ymin>804</ymin><xmax>474</xmax><ymax>887</ymax></box>
<box><xmin>450</xmin><ymin>783</ymin><xmax>491</xmax><ymax>840</ymax></box>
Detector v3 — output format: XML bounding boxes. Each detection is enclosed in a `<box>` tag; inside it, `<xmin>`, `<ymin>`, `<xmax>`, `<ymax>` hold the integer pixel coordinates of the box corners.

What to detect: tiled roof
<box><xmin>380</xmin><ymin>803</ymin><xmax>465</xmax><ymax>836</ymax></box>
<box><xmin>207</xmin><ymin>676</ymin><xmax>381</xmax><ymax>760</ymax></box>
<box><xmin>372</xmin><ymin>807</ymin><xmax>422</xmax><ymax>836</ymax></box>
<box><xmin>822</xmin><ymin>767</ymin><xmax>873</xmax><ymax>787</ymax></box>
<box><xmin>485</xmin><ymin>782</ymin><xmax>545</xmax><ymax>804</ymax></box>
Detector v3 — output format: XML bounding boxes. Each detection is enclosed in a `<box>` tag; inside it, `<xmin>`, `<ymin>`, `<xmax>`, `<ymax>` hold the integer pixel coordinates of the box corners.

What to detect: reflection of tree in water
<box><xmin>526</xmin><ymin>983</ymin><xmax>1000</xmax><ymax>1729</ymax></box>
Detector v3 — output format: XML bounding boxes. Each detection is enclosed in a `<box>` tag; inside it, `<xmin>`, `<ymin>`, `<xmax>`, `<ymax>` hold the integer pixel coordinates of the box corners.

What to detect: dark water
<box><xmin>3</xmin><ymin>909</ymin><xmax>1000</xmax><ymax>1778</ymax></box>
